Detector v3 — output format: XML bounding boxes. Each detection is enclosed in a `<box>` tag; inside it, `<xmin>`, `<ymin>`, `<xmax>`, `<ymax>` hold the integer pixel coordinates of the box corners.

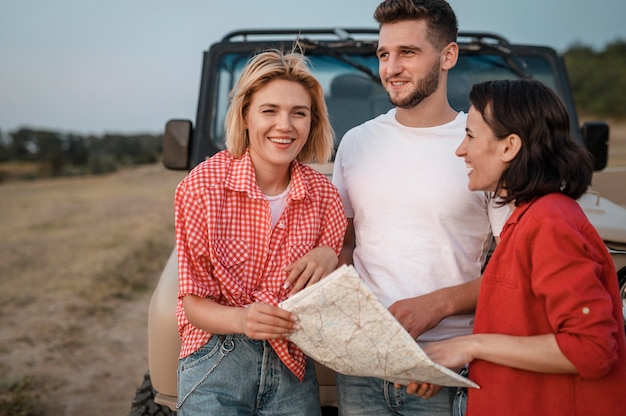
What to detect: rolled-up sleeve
<box><xmin>529</xmin><ymin>215</ymin><xmax>619</xmax><ymax>378</ymax></box>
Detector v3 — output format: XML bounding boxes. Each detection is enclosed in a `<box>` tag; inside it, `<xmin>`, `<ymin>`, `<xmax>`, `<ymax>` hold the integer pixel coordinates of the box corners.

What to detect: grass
<box><xmin>0</xmin><ymin>375</ymin><xmax>47</xmax><ymax>416</ymax></box>
<box><xmin>0</xmin><ymin>163</ymin><xmax>185</xmax><ymax>415</ymax></box>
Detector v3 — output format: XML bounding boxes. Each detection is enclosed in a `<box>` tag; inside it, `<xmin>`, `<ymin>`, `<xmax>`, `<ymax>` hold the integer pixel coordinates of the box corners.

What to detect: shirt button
<box><xmin>277</xmin><ymin>222</ymin><xmax>285</xmax><ymax>229</ymax></box>
<box><xmin>582</xmin><ymin>307</ymin><xmax>590</xmax><ymax>315</ymax></box>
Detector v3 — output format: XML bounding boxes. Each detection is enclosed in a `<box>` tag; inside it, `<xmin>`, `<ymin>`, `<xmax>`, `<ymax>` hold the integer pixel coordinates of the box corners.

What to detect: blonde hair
<box><xmin>224</xmin><ymin>49</ymin><xmax>334</xmax><ymax>163</ymax></box>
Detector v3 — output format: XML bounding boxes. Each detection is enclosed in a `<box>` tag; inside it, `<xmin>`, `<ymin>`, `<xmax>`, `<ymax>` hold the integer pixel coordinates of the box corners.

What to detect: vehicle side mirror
<box><xmin>582</xmin><ymin>121</ymin><xmax>609</xmax><ymax>171</ymax></box>
<box><xmin>162</xmin><ymin>119</ymin><xmax>192</xmax><ymax>170</ymax></box>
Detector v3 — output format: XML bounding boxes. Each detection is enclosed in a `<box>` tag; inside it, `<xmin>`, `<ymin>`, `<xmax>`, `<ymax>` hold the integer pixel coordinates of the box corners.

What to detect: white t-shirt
<box><xmin>265</xmin><ymin>184</ymin><xmax>290</xmax><ymax>228</ymax></box>
<box><xmin>332</xmin><ymin>109</ymin><xmax>511</xmax><ymax>342</ymax></box>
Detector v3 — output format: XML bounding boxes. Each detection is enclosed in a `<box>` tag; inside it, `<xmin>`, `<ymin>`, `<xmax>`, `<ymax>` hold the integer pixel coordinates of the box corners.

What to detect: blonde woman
<box><xmin>174</xmin><ymin>49</ymin><xmax>346</xmax><ymax>415</ymax></box>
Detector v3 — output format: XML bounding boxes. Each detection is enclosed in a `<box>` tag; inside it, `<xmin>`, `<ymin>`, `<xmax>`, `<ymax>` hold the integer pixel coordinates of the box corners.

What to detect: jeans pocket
<box><xmin>179</xmin><ymin>336</ymin><xmax>223</xmax><ymax>371</ymax></box>
<box><xmin>177</xmin><ymin>335</ymin><xmax>235</xmax><ymax>409</ymax></box>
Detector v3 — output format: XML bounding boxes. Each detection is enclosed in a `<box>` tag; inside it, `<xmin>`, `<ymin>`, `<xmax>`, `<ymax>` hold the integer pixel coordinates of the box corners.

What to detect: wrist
<box><xmin>433</xmin><ymin>288</ymin><xmax>457</xmax><ymax>318</ymax></box>
<box><xmin>469</xmin><ymin>334</ymin><xmax>486</xmax><ymax>362</ymax></box>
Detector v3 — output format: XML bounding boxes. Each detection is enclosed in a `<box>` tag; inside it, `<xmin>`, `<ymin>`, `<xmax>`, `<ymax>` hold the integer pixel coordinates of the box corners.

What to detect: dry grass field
<box><xmin>0</xmin><ymin>119</ymin><xmax>624</xmax><ymax>416</ymax></box>
<box><xmin>0</xmin><ymin>164</ymin><xmax>185</xmax><ymax>415</ymax></box>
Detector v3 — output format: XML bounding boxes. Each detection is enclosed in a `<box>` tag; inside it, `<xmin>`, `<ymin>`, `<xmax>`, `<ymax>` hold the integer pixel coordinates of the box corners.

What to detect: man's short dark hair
<box><xmin>374</xmin><ymin>0</ymin><xmax>458</xmax><ymax>49</ymax></box>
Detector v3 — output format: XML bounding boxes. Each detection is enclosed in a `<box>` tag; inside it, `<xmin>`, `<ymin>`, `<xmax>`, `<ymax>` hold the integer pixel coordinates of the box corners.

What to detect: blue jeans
<box><xmin>177</xmin><ymin>334</ymin><xmax>322</xmax><ymax>416</ymax></box>
<box><xmin>452</xmin><ymin>368</ymin><xmax>468</xmax><ymax>416</ymax></box>
<box><xmin>452</xmin><ymin>387</ymin><xmax>467</xmax><ymax>416</ymax></box>
<box><xmin>336</xmin><ymin>373</ymin><xmax>455</xmax><ymax>416</ymax></box>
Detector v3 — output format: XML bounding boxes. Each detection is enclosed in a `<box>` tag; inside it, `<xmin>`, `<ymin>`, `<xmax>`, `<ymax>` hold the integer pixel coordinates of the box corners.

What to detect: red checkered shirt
<box><xmin>175</xmin><ymin>150</ymin><xmax>346</xmax><ymax>381</ymax></box>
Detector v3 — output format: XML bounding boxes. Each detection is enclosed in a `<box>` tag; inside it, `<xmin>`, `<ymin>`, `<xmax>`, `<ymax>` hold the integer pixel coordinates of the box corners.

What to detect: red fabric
<box><xmin>467</xmin><ymin>193</ymin><xmax>626</xmax><ymax>416</ymax></box>
<box><xmin>175</xmin><ymin>150</ymin><xmax>346</xmax><ymax>380</ymax></box>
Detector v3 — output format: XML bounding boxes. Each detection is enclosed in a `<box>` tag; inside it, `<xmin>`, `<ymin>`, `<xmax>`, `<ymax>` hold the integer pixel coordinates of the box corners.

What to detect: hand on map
<box><xmin>388</xmin><ymin>293</ymin><xmax>446</xmax><ymax>339</ymax></box>
<box><xmin>396</xmin><ymin>336</ymin><xmax>474</xmax><ymax>397</ymax></box>
<box><xmin>283</xmin><ymin>246</ymin><xmax>338</xmax><ymax>296</ymax></box>
<box><xmin>423</xmin><ymin>335</ymin><xmax>476</xmax><ymax>370</ymax></box>
<box><xmin>239</xmin><ymin>302</ymin><xmax>299</xmax><ymax>340</ymax></box>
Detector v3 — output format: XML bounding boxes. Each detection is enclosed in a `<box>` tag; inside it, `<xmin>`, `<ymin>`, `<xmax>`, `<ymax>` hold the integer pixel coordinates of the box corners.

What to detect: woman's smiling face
<box><xmin>245</xmin><ymin>78</ymin><xmax>311</xmax><ymax>172</ymax></box>
<box><xmin>455</xmin><ymin>105</ymin><xmax>513</xmax><ymax>193</ymax></box>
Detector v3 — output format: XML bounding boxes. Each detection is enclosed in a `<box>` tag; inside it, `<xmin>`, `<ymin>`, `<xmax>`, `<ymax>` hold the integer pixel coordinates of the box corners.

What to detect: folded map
<box><xmin>280</xmin><ymin>264</ymin><xmax>479</xmax><ymax>388</ymax></box>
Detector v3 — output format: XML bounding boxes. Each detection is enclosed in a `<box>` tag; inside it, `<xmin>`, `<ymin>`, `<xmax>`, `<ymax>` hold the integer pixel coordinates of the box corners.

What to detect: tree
<box><xmin>564</xmin><ymin>39</ymin><xmax>626</xmax><ymax>118</ymax></box>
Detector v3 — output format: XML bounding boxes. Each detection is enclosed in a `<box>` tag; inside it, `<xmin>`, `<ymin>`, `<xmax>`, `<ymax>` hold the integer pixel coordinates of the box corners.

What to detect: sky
<box><xmin>1</xmin><ymin>0</ymin><xmax>625</xmax><ymax>136</ymax></box>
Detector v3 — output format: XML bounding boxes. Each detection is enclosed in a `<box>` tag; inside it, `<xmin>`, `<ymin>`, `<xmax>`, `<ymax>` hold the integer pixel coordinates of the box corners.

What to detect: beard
<box><xmin>388</xmin><ymin>60</ymin><xmax>440</xmax><ymax>109</ymax></box>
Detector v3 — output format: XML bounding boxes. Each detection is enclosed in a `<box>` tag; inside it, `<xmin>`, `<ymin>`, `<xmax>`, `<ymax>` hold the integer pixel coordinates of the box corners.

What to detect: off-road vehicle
<box><xmin>129</xmin><ymin>28</ymin><xmax>626</xmax><ymax>415</ymax></box>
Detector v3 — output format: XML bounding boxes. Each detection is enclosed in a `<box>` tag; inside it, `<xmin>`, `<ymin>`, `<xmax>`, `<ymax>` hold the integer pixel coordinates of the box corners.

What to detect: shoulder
<box><xmin>336</xmin><ymin>110</ymin><xmax>397</xmax><ymax>156</ymax></box>
<box><xmin>297</xmin><ymin>163</ymin><xmax>332</xmax><ymax>186</ymax></box>
<box><xmin>346</xmin><ymin>109</ymin><xmax>396</xmax><ymax>136</ymax></box>
<box><xmin>521</xmin><ymin>194</ymin><xmax>589</xmax><ymax>234</ymax></box>
<box><xmin>296</xmin><ymin>163</ymin><xmax>340</xmax><ymax>197</ymax></box>
<box><xmin>530</xmin><ymin>193</ymin><xmax>582</xmax><ymax>217</ymax></box>
<box><xmin>179</xmin><ymin>150</ymin><xmax>232</xmax><ymax>194</ymax></box>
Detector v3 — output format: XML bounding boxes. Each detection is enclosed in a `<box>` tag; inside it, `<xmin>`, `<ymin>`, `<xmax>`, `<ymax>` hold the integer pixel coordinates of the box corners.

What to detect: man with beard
<box><xmin>331</xmin><ymin>1</ymin><xmax>511</xmax><ymax>415</ymax></box>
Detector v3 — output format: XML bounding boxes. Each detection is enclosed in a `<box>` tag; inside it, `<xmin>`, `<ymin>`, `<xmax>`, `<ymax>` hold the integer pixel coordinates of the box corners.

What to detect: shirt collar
<box><xmin>500</xmin><ymin>199</ymin><xmax>536</xmax><ymax>238</ymax></box>
<box><xmin>224</xmin><ymin>149</ymin><xmax>308</xmax><ymax>201</ymax></box>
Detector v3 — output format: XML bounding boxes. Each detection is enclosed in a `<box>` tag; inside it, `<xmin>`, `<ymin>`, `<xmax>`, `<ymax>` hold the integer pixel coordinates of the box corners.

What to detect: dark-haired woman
<box><xmin>422</xmin><ymin>79</ymin><xmax>626</xmax><ymax>415</ymax></box>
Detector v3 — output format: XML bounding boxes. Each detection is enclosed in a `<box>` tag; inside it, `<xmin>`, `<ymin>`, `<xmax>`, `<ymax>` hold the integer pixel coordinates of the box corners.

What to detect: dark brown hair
<box><xmin>374</xmin><ymin>0</ymin><xmax>458</xmax><ymax>50</ymax></box>
<box><xmin>469</xmin><ymin>79</ymin><xmax>593</xmax><ymax>205</ymax></box>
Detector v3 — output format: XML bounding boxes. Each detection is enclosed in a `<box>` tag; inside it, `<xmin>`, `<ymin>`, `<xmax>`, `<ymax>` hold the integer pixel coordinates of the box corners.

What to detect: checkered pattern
<box><xmin>175</xmin><ymin>150</ymin><xmax>346</xmax><ymax>380</ymax></box>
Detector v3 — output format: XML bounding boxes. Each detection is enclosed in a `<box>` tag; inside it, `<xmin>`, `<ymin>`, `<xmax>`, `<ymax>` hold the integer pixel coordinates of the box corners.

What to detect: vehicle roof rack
<box><xmin>221</xmin><ymin>28</ymin><xmax>379</xmax><ymax>42</ymax></box>
<box><xmin>222</xmin><ymin>29</ymin><xmax>512</xmax><ymax>47</ymax></box>
<box><xmin>458</xmin><ymin>32</ymin><xmax>511</xmax><ymax>46</ymax></box>
<box><xmin>220</xmin><ymin>28</ymin><xmax>516</xmax><ymax>51</ymax></box>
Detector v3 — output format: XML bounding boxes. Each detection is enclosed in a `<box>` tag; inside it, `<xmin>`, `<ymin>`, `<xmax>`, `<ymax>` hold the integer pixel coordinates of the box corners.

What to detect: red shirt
<box><xmin>175</xmin><ymin>150</ymin><xmax>346</xmax><ymax>380</ymax></box>
<box><xmin>468</xmin><ymin>193</ymin><xmax>626</xmax><ymax>415</ymax></box>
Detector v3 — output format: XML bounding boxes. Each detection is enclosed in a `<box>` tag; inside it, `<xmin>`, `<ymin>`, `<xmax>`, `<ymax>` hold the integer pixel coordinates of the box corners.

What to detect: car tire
<box><xmin>129</xmin><ymin>372</ymin><xmax>177</xmax><ymax>416</ymax></box>
<box><xmin>322</xmin><ymin>406</ymin><xmax>339</xmax><ymax>416</ymax></box>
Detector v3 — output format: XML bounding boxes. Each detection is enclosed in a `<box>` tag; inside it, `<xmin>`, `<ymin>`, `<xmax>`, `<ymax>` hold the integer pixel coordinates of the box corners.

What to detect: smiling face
<box><xmin>245</xmin><ymin>78</ymin><xmax>311</xmax><ymax>173</ymax></box>
<box><xmin>376</xmin><ymin>20</ymin><xmax>443</xmax><ymax>109</ymax></box>
<box><xmin>456</xmin><ymin>105</ymin><xmax>517</xmax><ymax>193</ymax></box>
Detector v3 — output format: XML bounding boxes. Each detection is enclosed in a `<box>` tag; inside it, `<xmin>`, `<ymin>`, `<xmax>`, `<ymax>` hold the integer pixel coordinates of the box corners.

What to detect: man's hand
<box><xmin>395</xmin><ymin>381</ymin><xmax>443</xmax><ymax>399</ymax></box>
<box><xmin>283</xmin><ymin>246</ymin><xmax>338</xmax><ymax>296</ymax></box>
<box><xmin>389</xmin><ymin>277</ymin><xmax>482</xmax><ymax>339</ymax></box>
<box><xmin>388</xmin><ymin>293</ymin><xmax>447</xmax><ymax>339</ymax></box>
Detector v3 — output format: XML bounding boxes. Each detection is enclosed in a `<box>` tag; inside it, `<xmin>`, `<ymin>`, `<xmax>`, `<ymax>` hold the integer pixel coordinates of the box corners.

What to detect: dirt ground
<box><xmin>0</xmin><ymin>119</ymin><xmax>624</xmax><ymax>415</ymax></box>
<box><xmin>0</xmin><ymin>164</ymin><xmax>186</xmax><ymax>415</ymax></box>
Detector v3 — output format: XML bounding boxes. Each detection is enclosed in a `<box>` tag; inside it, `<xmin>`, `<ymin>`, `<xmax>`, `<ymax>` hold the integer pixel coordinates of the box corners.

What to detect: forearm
<box><xmin>472</xmin><ymin>333</ymin><xmax>577</xmax><ymax>373</ymax></box>
<box><xmin>338</xmin><ymin>245</ymin><xmax>354</xmax><ymax>266</ymax></box>
<box><xmin>183</xmin><ymin>295</ymin><xmax>243</xmax><ymax>334</ymax></box>
<box><xmin>436</xmin><ymin>276</ymin><xmax>482</xmax><ymax>317</ymax></box>
<box><xmin>182</xmin><ymin>294</ymin><xmax>298</xmax><ymax>340</ymax></box>
<box><xmin>338</xmin><ymin>218</ymin><xmax>355</xmax><ymax>266</ymax></box>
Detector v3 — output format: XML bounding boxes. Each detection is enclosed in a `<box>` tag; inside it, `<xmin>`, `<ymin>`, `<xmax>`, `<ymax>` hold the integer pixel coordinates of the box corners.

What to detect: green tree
<box><xmin>8</xmin><ymin>129</ymin><xmax>37</xmax><ymax>161</ymax></box>
<box><xmin>35</xmin><ymin>130</ymin><xmax>67</xmax><ymax>176</ymax></box>
<box><xmin>564</xmin><ymin>39</ymin><xmax>626</xmax><ymax>118</ymax></box>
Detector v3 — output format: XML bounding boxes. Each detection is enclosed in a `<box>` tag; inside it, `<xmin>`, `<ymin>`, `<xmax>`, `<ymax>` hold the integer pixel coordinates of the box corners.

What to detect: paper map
<box><xmin>280</xmin><ymin>265</ymin><xmax>479</xmax><ymax>388</ymax></box>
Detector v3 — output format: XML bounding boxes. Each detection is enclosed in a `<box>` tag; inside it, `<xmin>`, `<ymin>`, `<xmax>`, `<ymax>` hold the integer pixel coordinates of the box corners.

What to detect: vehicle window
<box><xmin>210</xmin><ymin>51</ymin><xmax>559</xmax><ymax>154</ymax></box>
